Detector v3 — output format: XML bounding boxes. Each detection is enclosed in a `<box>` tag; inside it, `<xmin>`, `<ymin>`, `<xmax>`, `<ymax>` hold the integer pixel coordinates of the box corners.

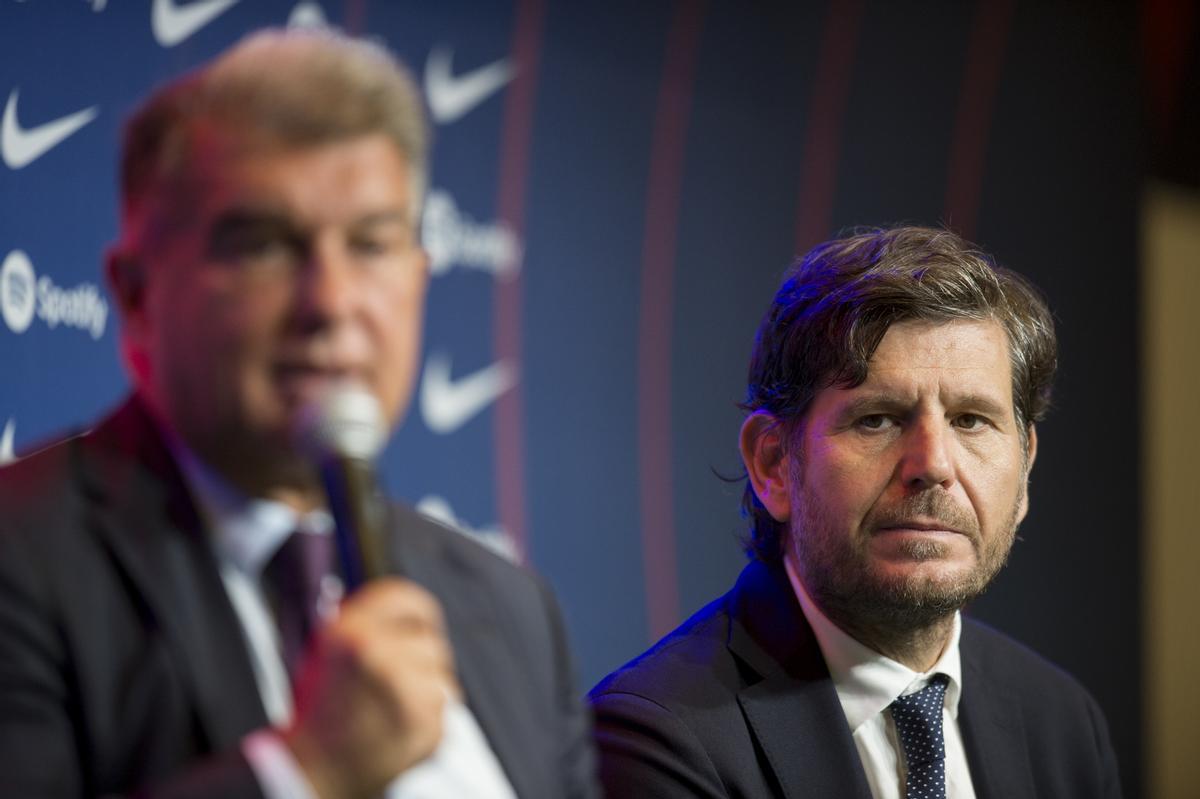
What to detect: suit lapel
<box><xmin>387</xmin><ymin>508</ymin><xmax>542</xmax><ymax>799</ymax></box>
<box><xmin>80</xmin><ymin>400</ymin><xmax>268</xmax><ymax>753</ymax></box>
<box><xmin>958</xmin><ymin>622</ymin><xmax>1036</xmax><ymax>799</ymax></box>
<box><xmin>739</xmin><ymin>677</ymin><xmax>874</xmax><ymax>799</ymax></box>
<box><xmin>728</xmin><ymin>562</ymin><xmax>873</xmax><ymax>799</ymax></box>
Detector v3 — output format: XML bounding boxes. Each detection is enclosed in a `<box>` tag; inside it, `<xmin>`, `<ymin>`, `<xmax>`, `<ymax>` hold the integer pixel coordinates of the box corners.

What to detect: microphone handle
<box><xmin>319</xmin><ymin>456</ymin><xmax>390</xmax><ymax>591</ymax></box>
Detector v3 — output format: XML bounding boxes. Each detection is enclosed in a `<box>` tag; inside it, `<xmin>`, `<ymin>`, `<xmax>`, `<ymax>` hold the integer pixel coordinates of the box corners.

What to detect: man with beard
<box><xmin>589</xmin><ymin>226</ymin><xmax>1121</xmax><ymax>798</ymax></box>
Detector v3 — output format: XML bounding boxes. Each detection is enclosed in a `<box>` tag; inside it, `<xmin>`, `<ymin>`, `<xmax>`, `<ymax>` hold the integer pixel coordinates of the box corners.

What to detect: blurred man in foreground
<box><xmin>0</xmin><ymin>29</ymin><xmax>595</xmax><ymax>798</ymax></box>
<box><xmin>590</xmin><ymin>227</ymin><xmax>1121</xmax><ymax>798</ymax></box>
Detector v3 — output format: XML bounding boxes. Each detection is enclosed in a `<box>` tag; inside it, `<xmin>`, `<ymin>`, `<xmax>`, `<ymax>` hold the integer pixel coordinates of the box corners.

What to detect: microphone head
<box><xmin>293</xmin><ymin>382</ymin><xmax>388</xmax><ymax>462</ymax></box>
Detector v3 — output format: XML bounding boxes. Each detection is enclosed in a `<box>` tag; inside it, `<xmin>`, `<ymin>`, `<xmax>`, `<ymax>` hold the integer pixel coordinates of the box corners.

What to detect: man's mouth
<box><xmin>867</xmin><ymin>492</ymin><xmax>980</xmax><ymax>542</ymax></box>
<box><xmin>874</xmin><ymin>520</ymin><xmax>965</xmax><ymax>537</ymax></box>
<box><xmin>272</xmin><ymin>364</ymin><xmax>366</xmax><ymax>402</ymax></box>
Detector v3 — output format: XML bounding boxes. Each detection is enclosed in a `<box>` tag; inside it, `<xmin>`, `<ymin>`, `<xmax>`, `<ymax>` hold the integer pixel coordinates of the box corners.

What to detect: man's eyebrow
<box><xmin>834</xmin><ymin>394</ymin><xmax>911</xmax><ymax>419</ymax></box>
<box><xmin>208</xmin><ymin>208</ymin><xmax>297</xmax><ymax>234</ymax></box>
<box><xmin>833</xmin><ymin>392</ymin><xmax>1013</xmax><ymax>419</ymax></box>
<box><xmin>948</xmin><ymin>393</ymin><xmax>1012</xmax><ymax>418</ymax></box>
<box><xmin>352</xmin><ymin>210</ymin><xmax>410</xmax><ymax>226</ymax></box>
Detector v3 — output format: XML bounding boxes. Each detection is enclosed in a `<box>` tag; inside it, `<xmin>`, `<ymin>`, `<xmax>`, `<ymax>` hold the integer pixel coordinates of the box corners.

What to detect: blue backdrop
<box><xmin>1</xmin><ymin>1</ymin><xmax>1141</xmax><ymax>792</ymax></box>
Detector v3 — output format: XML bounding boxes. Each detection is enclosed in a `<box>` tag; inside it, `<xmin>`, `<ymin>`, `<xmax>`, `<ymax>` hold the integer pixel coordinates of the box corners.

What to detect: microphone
<box><xmin>294</xmin><ymin>383</ymin><xmax>391</xmax><ymax>591</ymax></box>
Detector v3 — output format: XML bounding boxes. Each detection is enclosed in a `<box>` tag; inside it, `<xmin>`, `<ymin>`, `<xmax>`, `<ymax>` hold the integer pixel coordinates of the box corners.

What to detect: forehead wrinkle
<box><xmin>843</xmin><ymin>361</ymin><xmax>1012</xmax><ymax>415</ymax></box>
<box><xmin>868</xmin><ymin>345</ymin><xmax>1004</xmax><ymax>374</ymax></box>
<box><xmin>209</xmin><ymin>204</ymin><xmax>410</xmax><ymax>232</ymax></box>
<box><xmin>865</xmin><ymin>318</ymin><xmax>1011</xmax><ymax>382</ymax></box>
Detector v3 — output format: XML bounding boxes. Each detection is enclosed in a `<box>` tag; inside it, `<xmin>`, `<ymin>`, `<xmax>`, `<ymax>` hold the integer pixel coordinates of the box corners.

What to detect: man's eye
<box><xmin>350</xmin><ymin>236</ymin><xmax>392</xmax><ymax>257</ymax></box>
<box><xmin>211</xmin><ymin>231</ymin><xmax>298</xmax><ymax>266</ymax></box>
<box><xmin>239</xmin><ymin>237</ymin><xmax>291</xmax><ymax>259</ymax></box>
<box><xmin>856</xmin><ymin>414</ymin><xmax>894</xmax><ymax>431</ymax></box>
<box><xmin>349</xmin><ymin>225</ymin><xmax>412</xmax><ymax>260</ymax></box>
<box><xmin>954</xmin><ymin>414</ymin><xmax>986</xmax><ymax>430</ymax></box>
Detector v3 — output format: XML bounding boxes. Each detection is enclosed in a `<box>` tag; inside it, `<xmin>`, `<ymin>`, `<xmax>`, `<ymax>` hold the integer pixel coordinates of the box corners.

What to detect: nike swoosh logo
<box><xmin>424</xmin><ymin>47</ymin><xmax>514</xmax><ymax>125</ymax></box>
<box><xmin>152</xmin><ymin>0</ymin><xmax>240</xmax><ymax>47</ymax></box>
<box><xmin>2</xmin><ymin>90</ymin><xmax>98</xmax><ymax>170</ymax></box>
<box><xmin>0</xmin><ymin>418</ymin><xmax>15</xmax><ymax>465</ymax></box>
<box><xmin>416</xmin><ymin>494</ymin><xmax>518</xmax><ymax>562</ymax></box>
<box><xmin>419</xmin><ymin>352</ymin><xmax>516</xmax><ymax>434</ymax></box>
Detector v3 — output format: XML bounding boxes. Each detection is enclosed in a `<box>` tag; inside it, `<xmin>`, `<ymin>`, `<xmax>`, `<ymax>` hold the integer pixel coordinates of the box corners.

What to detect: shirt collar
<box><xmin>784</xmin><ymin>553</ymin><xmax>964</xmax><ymax>732</ymax></box>
<box><xmin>164</xmin><ymin>429</ymin><xmax>332</xmax><ymax>577</ymax></box>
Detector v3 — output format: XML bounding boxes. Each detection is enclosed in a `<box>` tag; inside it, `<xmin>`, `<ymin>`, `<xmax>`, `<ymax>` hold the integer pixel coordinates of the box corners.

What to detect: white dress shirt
<box><xmin>173</xmin><ymin>442</ymin><xmax>516</xmax><ymax>799</ymax></box>
<box><xmin>784</xmin><ymin>555</ymin><xmax>978</xmax><ymax>799</ymax></box>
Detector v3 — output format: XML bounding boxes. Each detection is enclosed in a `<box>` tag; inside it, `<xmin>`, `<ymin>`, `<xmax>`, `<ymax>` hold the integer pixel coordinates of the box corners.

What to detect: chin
<box><xmin>873</xmin><ymin>560</ymin><xmax>991</xmax><ymax>606</ymax></box>
<box><xmin>892</xmin><ymin>554</ymin><xmax>974</xmax><ymax>579</ymax></box>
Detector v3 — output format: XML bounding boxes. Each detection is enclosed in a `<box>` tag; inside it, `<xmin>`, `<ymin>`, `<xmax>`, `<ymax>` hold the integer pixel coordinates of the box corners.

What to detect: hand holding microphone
<box><xmin>285</xmin><ymin>580</ymin><xmax>459</xmax><ymax>799</ymax></box>
<box><xmin>285</xmin><ymin>383</ymin><xmax>459</xmax><ymax>798</ymax></box>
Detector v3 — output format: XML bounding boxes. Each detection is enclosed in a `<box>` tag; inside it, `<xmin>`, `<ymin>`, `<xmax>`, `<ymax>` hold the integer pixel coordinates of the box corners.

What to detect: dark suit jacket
<box><xmin>0</xmin><ymin>397</ymin><xmax>597</xmax><ymax>798</ymax></box>
<box><xmin>589</xmin><ymin>559</ymin><xmax>1121</xmax><ymax>798</ymax></box>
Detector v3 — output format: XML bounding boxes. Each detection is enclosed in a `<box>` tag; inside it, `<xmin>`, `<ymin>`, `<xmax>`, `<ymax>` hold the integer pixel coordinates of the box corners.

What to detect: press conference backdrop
<box><xmin>1</xmin><ymin>1</ymin><xmax>1142</xmax><ymax>794</ymax></box>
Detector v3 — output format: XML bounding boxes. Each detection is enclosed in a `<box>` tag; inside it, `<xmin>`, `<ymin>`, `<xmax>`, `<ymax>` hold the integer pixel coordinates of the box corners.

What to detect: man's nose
<box><xmin>898</xmin><ymin>417</ymin><xmax>955</xmax><ymax>490</ymax></box>
<box><xmin>292</xmin><ymin>242</ymin><xmax>358</xmax><ymax>326</ymax></box>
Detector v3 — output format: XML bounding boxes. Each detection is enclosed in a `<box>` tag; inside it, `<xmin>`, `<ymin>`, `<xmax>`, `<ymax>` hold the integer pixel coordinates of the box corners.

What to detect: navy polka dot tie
<box><xmin>890</xmin><ymin>674</ymin><xmax>950</xmax><ymax>799</ymax></box>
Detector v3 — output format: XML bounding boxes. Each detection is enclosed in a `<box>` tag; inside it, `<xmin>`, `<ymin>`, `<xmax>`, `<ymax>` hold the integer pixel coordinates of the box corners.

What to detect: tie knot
<box><xmin>265</xmin><ymin>530</ymin><xmax>332</xmax><ymax>592</ymax></box>
<box><xmin>891</xmin><ymin>673</ymin><xmax>949</xmax><ymax>717</ymax></box>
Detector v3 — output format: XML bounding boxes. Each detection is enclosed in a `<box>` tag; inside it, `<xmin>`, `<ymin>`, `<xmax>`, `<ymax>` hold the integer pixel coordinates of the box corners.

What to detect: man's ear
<box><xmin>1017</xmin><ymin>424</ymin><xmax>1039</xmax><ymax>522</ymax></box>
<box><xmin>105</xmin><ymin>245</ymin><xmax>147</xmax><ymax>330</ymax></box>
<box><xmin>415</xmin><ymin>247</ymin><xmax>431</xmax><ymax>293</ymax></box>
<box><xmin>739</xmin><ymin>411</ymin><xmax>792</xmax><ymax>523</ymax></box>
<box><xmin>105</xmin><ymin>246</ymin><xmax>156</xmax><ymax>390</ymax></box>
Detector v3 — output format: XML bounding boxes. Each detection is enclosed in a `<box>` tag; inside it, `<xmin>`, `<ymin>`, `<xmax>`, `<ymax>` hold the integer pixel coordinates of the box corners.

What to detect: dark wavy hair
<box><xmin>741</xmin><ymin>226</ymin><xmax>1058</xmax><ymax>562</ymax></box>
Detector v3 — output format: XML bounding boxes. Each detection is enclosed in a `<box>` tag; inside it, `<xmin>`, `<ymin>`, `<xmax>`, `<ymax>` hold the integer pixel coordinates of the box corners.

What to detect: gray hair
<box><xmin>121</xmin><ymin>28</ymin><xmax>428</xmax><ymax>225</ymax></box>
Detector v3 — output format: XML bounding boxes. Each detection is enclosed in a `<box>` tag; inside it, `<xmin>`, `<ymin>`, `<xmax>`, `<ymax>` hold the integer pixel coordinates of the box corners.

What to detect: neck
<box><xmin>826</xmin><ymin>610</ymin><xmax>955</xmax><ymax>672</ymax></box>
<box><xmin>150</xmin><ymin>411</ymin><xmax>326</xmax><ymax>513</ymax></box>
<box><xmin>262</xmin><ymin>484</ymin><xmax>326</xmax><ymax>514</ymax></box>
<box><xmin>213</xmin><ymin>455</ymin><xmax>326</xmax><ymax>513</ymax></box>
